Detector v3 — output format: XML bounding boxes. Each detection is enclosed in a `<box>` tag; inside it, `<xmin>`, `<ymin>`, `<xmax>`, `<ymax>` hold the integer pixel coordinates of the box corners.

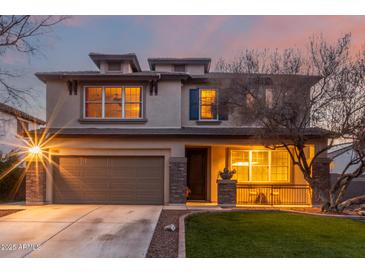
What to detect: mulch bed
<box><xmin>0</xmin><ymin>209</ymin><xmax>22</xmax><ymax>218</ymax></box>
<box><xmin>147</xmin><ymin>209</ymin><xmax>190</xmax><ymax>258</ymax></box>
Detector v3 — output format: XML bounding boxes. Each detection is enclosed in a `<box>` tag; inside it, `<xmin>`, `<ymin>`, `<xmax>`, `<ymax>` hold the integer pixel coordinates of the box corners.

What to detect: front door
<box><xmin>186</xmin><ymin>148</ymin><xmax>207</xmax><ymax>200</ymax></box>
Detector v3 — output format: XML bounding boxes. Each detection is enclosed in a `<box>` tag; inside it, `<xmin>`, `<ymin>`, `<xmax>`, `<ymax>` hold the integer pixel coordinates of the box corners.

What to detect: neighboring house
<box><xmin>0</xmin><ymin>102</ymin><xmax>45</xmax><ymax>158</ymax></box>
<box><xmin>29</xmin><ymin>52</ymin><xmax>328</xmax><ymax>206</ymax></box>
<box><xmin>328</xmin><ymin>145</ymin><xmax>365</xmax><ymax>200</ymax></box>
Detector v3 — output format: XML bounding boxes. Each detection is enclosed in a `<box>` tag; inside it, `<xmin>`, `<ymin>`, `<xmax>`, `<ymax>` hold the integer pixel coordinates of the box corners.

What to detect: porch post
<box><xmin>26</xmin><ymin>159</ymin><xmax>46</xmax><ymax>205</ymax></box>
<box><xmin>217</xmin><ymin>179</ymin><xmax>237</xmax><ymax>208</ymax></box>
<box><xmin>169</xmin><ymin>157</ymin><xmax>187</xmax><ymax>204</ymax></box>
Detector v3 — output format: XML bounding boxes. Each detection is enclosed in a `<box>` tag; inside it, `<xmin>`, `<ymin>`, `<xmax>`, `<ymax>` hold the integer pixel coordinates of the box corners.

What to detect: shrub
<box><xmin>0</xmin><ymin>151</ymin><xmax>25</xmax><ymax>201</ymax></box>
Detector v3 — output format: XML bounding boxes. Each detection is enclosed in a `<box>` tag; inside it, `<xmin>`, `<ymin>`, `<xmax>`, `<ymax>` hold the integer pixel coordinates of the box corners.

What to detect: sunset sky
<box><xmin>1</xmin><ymin>15</ymin><xmax>365</xmax><ymax>118</ymax></box>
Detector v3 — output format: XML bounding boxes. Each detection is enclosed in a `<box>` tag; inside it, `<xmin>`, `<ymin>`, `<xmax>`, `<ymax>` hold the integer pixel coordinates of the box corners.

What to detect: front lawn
<box><xmin>185</xmin><ymin>211</ymin><xmax>365</xmax><ymax>257</ymax></box>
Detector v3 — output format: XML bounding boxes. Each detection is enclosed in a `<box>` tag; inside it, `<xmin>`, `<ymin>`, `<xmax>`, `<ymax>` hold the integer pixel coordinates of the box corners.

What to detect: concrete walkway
<box><xmin>0</xmin><ymin>204</ymin><xmax>161</xmax><ymax>258</ymax></box>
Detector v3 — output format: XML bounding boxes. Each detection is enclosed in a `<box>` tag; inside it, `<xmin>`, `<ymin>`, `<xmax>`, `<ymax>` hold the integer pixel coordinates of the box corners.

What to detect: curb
<box><xmin>281</xmin><ymin>209</ymin><xmax>365</xmax><ymax>220</ymax></box>
<box><xmin>178</xmin><ymin>211</ymin><xmax>205</xmax><ymax>258</ymax></box>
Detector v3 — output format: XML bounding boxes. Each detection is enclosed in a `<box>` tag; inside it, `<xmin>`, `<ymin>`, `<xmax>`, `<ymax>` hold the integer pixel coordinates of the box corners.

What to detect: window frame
<box><xmin>198</xmin><ymin>88</ymin><xmax>219</xmax><ymax>121</ymax></box>
<box><xmin>83</xmin><ymin>85</ymin><xmax>144</xmax><ymax>120</ymax></box>
<box><xmin>230</xmin><ymin>149</ymin><xmax>291</xmax><ymax>183</ymax></box>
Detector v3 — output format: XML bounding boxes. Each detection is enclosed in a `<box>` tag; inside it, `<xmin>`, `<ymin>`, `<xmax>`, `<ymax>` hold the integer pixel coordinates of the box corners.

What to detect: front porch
<box><xmin>184</xmin><ymin>145</ymin><xmax>320</xmax><ymax>207</ymax></box>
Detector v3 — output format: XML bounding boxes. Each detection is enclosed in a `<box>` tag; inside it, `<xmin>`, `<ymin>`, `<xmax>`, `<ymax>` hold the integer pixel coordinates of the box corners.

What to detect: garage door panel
<box><xmin>109</xmin><ymin>168</ymin><xmax>137</xmax><ymax>178</ymax></box>
<box><xmin>59</xmin><ymin>157</ymin><xmax>82</xmax><ymax>166</ymax></box>
<box><xmin>53</xmin><ymin>156</ymin><xmax>164</xmax><ymax>204</ymax></box>
<box><xmin>83</xmin><ymin>168</ymin><xmax>109</xmax><ymax>178</ymax></box>
<box><xmin>84</xmin><ymin>157</ymin><xmax>109</xmax><ymax>167</ymax></box>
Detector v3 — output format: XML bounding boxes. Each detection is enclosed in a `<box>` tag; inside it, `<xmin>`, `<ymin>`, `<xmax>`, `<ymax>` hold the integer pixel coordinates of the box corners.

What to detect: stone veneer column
<box><xmin>169</xmin><ymin>157</ymin><xmax>187</xmax><ymax>204</ymax></box>
<box><xmin>217</xmin><ymin>179</ymin><xmax>237</xmax><ymax>207</ymax></box>
<box><xmin>312</xmin><ymin>157</ymin><xmax>331</xmax><ymax>206</ymax></box>
<box><xmin>26</xmin><ymin>160</ymin><xmax>46</xmax><ymax>204</ymax></box>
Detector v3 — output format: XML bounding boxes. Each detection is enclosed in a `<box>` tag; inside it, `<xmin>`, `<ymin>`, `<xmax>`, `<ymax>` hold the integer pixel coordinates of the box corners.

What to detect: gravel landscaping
<box><xmin>147</xmin><ymin>209</ymin><xmax>190</xmax><ymax>258</ymax></box>
<box><xmin>0</xmin><ymin>209</ymin><xmax>22</xmax><ymax>218</ymax></box>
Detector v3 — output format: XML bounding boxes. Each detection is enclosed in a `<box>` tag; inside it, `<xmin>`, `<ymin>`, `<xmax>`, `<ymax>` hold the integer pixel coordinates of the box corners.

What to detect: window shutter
<box><xmin>218</xmin><ymin>91</ymin><xmax>229</xmax><ymax>120</ymax></box>
<box><xmin>189</xmin><ymin>88</ymin><xmax>199</xmax><ymax>120</ymax></box>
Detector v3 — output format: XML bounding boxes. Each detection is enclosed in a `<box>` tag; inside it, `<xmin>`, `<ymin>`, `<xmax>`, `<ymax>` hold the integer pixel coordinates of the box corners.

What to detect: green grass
<box><xmin>185</xmin><ymin>211</ymin><xmax>365</xmax><ymax>257</ymax></box>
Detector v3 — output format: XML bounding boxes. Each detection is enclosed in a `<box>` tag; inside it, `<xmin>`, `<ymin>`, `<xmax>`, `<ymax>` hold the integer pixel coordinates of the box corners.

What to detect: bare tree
<box><xmin>216</xmin><ymin>33</ymin><xmax>365</xmax><ymax>212</ymax></box>
<box><xmin>0</xmin><ymin>15</ymin><xmax>69</xmax><ymax>105</ymax></box>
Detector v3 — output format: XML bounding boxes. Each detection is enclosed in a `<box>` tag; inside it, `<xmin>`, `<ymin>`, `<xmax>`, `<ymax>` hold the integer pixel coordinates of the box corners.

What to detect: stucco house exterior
<box><xmin>0</xmin><ymin>102</ymin><xmax>45</xmax><ymax>158</ymax></box>
<box><xmin>27</xmin><ymin>53</ymin><xmax>329</xmax><ymax>206</ymax></box>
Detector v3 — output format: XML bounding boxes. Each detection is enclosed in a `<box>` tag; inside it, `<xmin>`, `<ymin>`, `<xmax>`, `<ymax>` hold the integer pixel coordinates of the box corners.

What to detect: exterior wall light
<box><xmin>29</xmin><ymin>146</ymin><xmax>42</xmax><ymax>155</ymax></box>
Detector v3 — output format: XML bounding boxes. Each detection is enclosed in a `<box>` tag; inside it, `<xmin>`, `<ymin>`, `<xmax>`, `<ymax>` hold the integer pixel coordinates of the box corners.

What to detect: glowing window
<box><xmin>230</xmin><ymin>149</ymin><xmax>290</xmax><ymax>183</ymax></box>
<box><xmin>105</xmin><ymin>87</ymin><xmax>122</xmax><ymax>118</ymax></box>
<box><xmin>84</xmin><ymin>86</ymin><xmax>143</xmax><ymax>119</ymax></box>
<box><xmin>251</xmin><ymin>151</ymin><xmax>269</xmax><ymax>182</ymax></box>
<box><xmin>271</xmin><ymin>151</ymin><xmax>289</xmax><ymax>181</ymax></box>
<box><xmin>85</xmin><ymin>87</ymin><xmax>102</xmax><ymax>118</ymax></box>
<box><xmin>124</xmin><ymin>87</ymin><xmax>142</xmax><ymax>119</ymax></box>
<box><xmin>231</xmin><ymin>150</ymin><xmax>249</xmax><ymax>182</ymax></box>
<box><xmin>200</xmin><ymin>89</ymin><xmax>217</xmax><ymax>120</ymax></box>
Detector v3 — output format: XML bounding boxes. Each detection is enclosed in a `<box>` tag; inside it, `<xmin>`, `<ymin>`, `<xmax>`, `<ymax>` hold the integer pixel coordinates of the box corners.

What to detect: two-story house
<box><xmin>29</xmin><ymin>53</ymin><xmax>328</xmax><ymax>206</ymax></box>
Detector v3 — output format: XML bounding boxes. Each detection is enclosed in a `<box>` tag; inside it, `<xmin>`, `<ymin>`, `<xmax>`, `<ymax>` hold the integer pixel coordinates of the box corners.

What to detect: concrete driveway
<box><xmin>0</xmin><ymin>204</ymin><xmax>161</xmax><ymax>258</ymax></box>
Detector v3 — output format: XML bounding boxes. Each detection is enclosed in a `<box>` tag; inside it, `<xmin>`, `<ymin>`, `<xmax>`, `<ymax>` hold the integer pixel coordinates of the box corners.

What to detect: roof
<box><xmin>191</xmin><ymin>72</ymin><xmax>323</xmax><ymax>86</ymax></box>
<box><xmin>148</xmin><ymin>58</ymin><xmax>211</xmax><ymax>73</ymax></box>
<box><xmin>328</xmin><ymin>143</ymin><xmax>353</xmax><ymax>159</ymax></box>
<box><xmin>0</xmin><ymin>102</ymin><xmax>45</xmax><ymax>125</ymax></box>
<box><xmin>35</xmin><ymin>70</ymin><xmax>321</xmax><ymax>87</ymax></box>
<box><xmin>89</xmin><ymin>53</ymin><xmax>142</xmax><ymax>72</ymax></box>
<box><xmin>32</xmin><ymin>126</ymin><xmax>330</xmax><ymax>138</ymax></box>
<box><xmin>35</xmin><ymin>71</ymin><xmax>190</xmax><ymax>83</ymax></box>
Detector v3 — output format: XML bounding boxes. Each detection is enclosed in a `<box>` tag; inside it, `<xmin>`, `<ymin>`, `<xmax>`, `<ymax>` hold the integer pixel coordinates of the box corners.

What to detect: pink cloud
<box><xmin>222</xmin><ymin>16</ymin><xmax>365</xmax><ymax>60</ymax></box>
<box><xmin>134</xmin><ymin>16</ymin><xmax>365</xmax><ymax>67</ymax></box>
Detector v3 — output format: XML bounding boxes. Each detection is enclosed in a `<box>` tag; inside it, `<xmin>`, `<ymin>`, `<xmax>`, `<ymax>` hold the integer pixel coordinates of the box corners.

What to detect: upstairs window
<box><xmin>85</xmin><ymin>87</ymin><xmax>103</xmax><ymax>118</ymax></box>
<box><xmin>84</xmin><ymin>86</ymin><xmax>143</xmax><ymax>119</ymax></box>
<box><xmin>105</xmin><ymin>87</ymin><xmax>122</xmax><ymax>118</ymax></box>
<box><xmin>199</xmin><ymin>89</ymin><xmax>218</xmax><ymax>120</ymax></box>
<box><xmin>124</xmin><ymin>87</ymin><xmax>142</xmax><ymax>119</ymax></box>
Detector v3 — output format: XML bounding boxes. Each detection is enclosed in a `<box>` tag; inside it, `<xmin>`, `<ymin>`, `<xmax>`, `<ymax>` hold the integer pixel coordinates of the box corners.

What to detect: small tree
<box><xmin>216</xmin><ymin>34</ymin><xmax>365</xmax><ymax>212</ymax></box>
<box><xmin>0</xmin><ymin>15</ymin><xmax>69</xmax><ymax>105</ymax></box>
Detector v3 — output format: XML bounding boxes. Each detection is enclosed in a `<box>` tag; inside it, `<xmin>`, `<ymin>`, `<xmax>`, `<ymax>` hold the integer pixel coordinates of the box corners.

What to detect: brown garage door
<box><xmin>53</xmin><ymin>156</ymin><xmax>164</xmax><ymax>204</ymax></box>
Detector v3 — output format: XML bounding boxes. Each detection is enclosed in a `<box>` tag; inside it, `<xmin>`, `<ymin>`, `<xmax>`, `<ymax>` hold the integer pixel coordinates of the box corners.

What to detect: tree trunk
<box><xmin>337</xmin><ymin>195</ymin><xmax>365</xmax><ymax>212</ymax></box>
